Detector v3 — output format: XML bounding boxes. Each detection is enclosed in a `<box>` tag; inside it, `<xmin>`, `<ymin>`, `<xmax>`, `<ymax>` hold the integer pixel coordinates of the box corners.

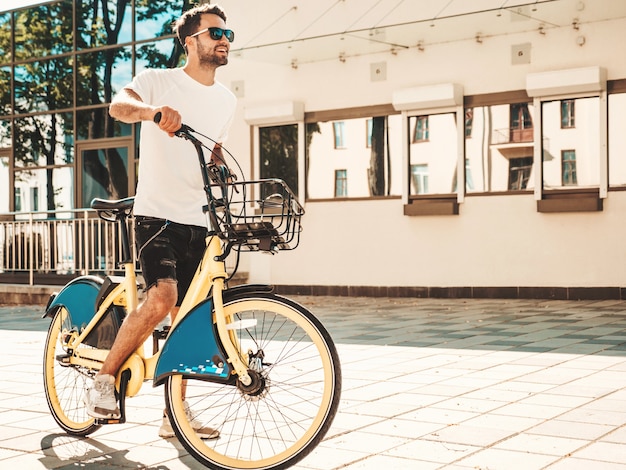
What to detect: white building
<box><xmin>211</xmin><ymin>0</ymin><xmax>626</xmax><ymax>298</ymax></box>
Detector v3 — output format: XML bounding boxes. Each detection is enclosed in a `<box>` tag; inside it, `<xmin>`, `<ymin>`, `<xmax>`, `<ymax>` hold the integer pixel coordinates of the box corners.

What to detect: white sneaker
<box><xmin>84</xmin><ymin>374</ymin><xmax>121</xmax><ymax>419</ymax></box>
<box><xmin>159</xmin><ymin>401</ymin><xmax>219</xmax><ymax>439</ymax></box>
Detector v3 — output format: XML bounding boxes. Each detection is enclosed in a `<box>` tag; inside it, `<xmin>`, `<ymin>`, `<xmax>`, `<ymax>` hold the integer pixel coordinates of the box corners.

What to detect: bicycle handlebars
<box><xmin>151</xmin><ymin>111</ymin><xmax>304</xmax><ymax>253</ymax></box>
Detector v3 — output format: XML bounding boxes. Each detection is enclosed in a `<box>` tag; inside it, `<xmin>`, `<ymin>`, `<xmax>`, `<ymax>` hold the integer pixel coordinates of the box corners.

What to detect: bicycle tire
<box><xmin>43</xmin><ymin>306</ymin><xmax>101</xmax><ymax>436</ymax></box>
<box><xmin>164</xmin><ymin>294</ymin><xmax>341</xmax><ymax>470</ymax></box>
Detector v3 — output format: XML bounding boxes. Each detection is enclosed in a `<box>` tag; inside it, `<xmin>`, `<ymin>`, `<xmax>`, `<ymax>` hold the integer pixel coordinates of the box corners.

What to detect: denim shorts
<box><xmin>134</xmin><ymin>216</ymin><xmax>207</xmax><ymax>306</ymax></box>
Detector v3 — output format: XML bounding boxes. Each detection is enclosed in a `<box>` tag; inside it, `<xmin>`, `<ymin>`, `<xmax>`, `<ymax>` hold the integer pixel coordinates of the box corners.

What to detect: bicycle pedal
<box><xmin>55</xmin><ymin>353</ymin><xmax>71</xmax><ymax>363</ymax></box>
<box><xmin>95</xmin><ymin>417</ymin><xmax>124</xmax><ymax>425</ymax></box>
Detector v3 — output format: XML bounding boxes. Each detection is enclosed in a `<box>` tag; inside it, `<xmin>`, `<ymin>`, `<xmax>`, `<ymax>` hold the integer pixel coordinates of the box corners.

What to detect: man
<box><xmin>84</xmin><ymin>4</ymin><xmax>237</xmax><ymax>439</ymax></box>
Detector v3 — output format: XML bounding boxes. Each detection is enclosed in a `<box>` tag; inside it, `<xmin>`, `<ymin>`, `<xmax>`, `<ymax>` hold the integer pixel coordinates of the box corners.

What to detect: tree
<box><xmin>260</xmin><ymin>125</ymin><xmax>299</xmax><ymax>195</ymax></box>
<box><xmin>13</xmin><ymin>2</ymin><xmax>73</xmax><ymax>211</ymax></box>
<box><xmin>368</xmin><ymin>116</ymin><xmax>387</xmax><ymax>196</ymax></box>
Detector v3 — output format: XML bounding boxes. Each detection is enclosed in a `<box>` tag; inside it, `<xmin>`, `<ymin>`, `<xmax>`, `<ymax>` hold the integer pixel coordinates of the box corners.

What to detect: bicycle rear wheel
<box><xmin>164</xmin><ymin>294</ymin><xmax>341</xmax><ymax>470</ymax></box>
<box><xmin>43</xmin><ymin>307</ymin><xmax>100</xmax><ymax>436</ymax></box>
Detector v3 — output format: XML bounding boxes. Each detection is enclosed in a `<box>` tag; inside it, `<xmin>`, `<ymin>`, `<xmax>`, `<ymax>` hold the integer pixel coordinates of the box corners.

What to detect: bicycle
<box><xmin>42</xmin><ymin>115</ymin><xmax>342</xmax><ymax>470</ymax></box>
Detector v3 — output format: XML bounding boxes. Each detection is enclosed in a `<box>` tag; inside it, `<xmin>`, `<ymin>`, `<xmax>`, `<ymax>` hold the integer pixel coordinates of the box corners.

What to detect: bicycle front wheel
<box><xmin>43</xmin><ymin>307</ymin><xmax>100</xmax><ymax>436</ymax></box>
<box><xmin>164</xmin><ymin>294</ymin><xmax>341</xmax><ymax>470</ymax></box>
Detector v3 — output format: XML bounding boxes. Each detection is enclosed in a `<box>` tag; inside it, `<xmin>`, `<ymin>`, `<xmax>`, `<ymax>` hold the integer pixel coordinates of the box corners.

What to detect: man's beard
<box><xmin>197</xmin><ymin>41</ymin><xmax>228</xmax><ymax>67</ymax></box>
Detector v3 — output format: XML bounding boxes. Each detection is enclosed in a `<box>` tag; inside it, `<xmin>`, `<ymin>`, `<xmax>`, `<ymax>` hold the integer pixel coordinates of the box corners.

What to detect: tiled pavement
<box><xmin>2</xmin><ymin>296</ymin><xmax>626</xmax><ymax>469</ymax></box>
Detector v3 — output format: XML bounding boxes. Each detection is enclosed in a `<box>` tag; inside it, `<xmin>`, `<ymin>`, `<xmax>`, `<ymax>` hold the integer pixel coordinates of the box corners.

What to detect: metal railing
<box><xmin>0</xmin><ymin>210</ymin><xmax>238</xmax><ymax>286</ymax></box>
<box><xmin>0</xmin><ymin>209</ymin><xmax>134</xmax><ymax>285</ymax></box>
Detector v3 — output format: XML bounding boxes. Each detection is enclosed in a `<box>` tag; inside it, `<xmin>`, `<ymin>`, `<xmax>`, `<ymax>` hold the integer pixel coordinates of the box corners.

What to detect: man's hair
<box><xmin>174</xmin><ymin>4</ymin><xmax>227</xmax><ymax>53</ymax></box>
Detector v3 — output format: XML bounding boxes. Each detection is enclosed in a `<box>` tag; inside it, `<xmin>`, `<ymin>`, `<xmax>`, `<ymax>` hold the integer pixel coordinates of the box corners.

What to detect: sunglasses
<box><xmin>189</xmin><ymin>27</ymin><xmax>235</xmax><ymax>43</ymax></box>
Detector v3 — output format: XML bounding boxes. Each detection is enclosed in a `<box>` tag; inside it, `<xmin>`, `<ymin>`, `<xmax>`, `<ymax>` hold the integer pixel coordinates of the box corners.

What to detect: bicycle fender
<box><xmin>43</xmin><ymin>276</ymin><xmax>103</xmax><ymax>330</ymax></box>
<box><xmin>154</xmin><ymin>296</ymin><xmax>232</xmax><ymax>386</ymax></box>
<box><xmin>153</xmin><ymin>284</ymin><xmax>274</xmax><ymax>386</ymax></box>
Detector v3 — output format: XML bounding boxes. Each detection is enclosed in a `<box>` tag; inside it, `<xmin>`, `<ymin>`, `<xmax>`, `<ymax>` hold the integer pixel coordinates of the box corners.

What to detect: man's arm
<box><xmin>211</xmin><ymin>143</ymin><xmax>226</xmax><ymax>165</ymax></box>
<box><xmin>109</xmin><ymin>87</ymin><xmax>182</xmax><ymax>136</ymax></box>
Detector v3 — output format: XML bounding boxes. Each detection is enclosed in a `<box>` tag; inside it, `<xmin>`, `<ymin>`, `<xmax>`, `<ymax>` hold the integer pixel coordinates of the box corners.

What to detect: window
<box><xmin>466</xmin><ymin>102</ymin><xmax>535</xmax><ymax>193</ymax></box>
<box><xmin>259</xmin><ymin>124</ymin><xmax>298</xmax><ymax>195</ymax></box>
<box><xmin>465</xmin><ymin>108</ymin><xmax>473</xmax><ymax>137</ymax></box>
<box><xmin>14</xmin><ymin>187</ymin><xmax>22</xmax><ymax>211</ymax></box>
<box><xmin>334</xmin><ymin>169</ymin><xmax>347</xmax><ymax>197</ymax></box>
<box><xmin>412</xmin><ymin>116</ymin><xmax>429</xmax><ymax>142</ymax></box>
<box><xmin>14</xmin><ymin>57</ymin><xmax>73</xmax><ymax>113</ymax></box>
<box><xmin>135</xmin><ymin>0</ymin><xmax>186</xmax><ymax>42</ymax></box>
<box><xmin>76</xmin><ymin>108</ymin><xmax>131</xmax><ymax>140</ymax></box>
<box><xmin>14</xmin><ymin>113</ymin><xmax>74</xmax><ymax>167</ymax></box>
<box><xmin>0</xmin><ymin>66</ymin><xmax>10</xmax><ymax>116</ymax></box>
<box><xmin>408</xmin><ymin>113</ymin><xmax>455</xmax><ymax>195</ymax></box>
<box><xmin>76</xmin><ymin>0</ymin><xmax>132</xmax><ymax>49</ymax></box>
<box><xmin>510</xmin><ymin>103</ymin><xmax>533</xmax><ymax>142</ymax></box>
<box><xmin>410</xmin><ymin>164</ymin><xmax>428</xmax><ymax>194</ymax></box>
<box><xmin>465</xmin><ymin>159</ymin><xmax>474</xmax><ymax>191</ymax></box>
<box><xmin>30</xmin><ymin>187</ymin><xmax>39</xmax><ymax>211</ymax></box>
<box><xmin>562</xmin><ymin>150</ymin><xmax>577</xmax><ymax>185</ymax></box>
<box><xmin>1</xmin><ymin>0</ymin><xmax>197</xmax><ymax>216</ymax></box>
<box><xmin>508</xmin><ymin>157</ymin><xmax>533</xmax><ymax>190</ymax></box>
<box><xmin>81</xmin><ymin>146</ymin><xmax>130</xmax><ymax>204</ymax></box>
<box><xmin>561</xmin><ymin>100</ymin><xmax>575</xmax><ymax>128</ymax></box>
<box><xmin>306</xmin><ymin>113</ymin><xmax>402</xmax><ymax>199</ymax></box>
<box><xmin>333</xmin><ymin>122</ymin><xmax>346</xmax><ymax>149</ymax></box>
<box><xmin>0</xmin><ymin>154</ymin><xmax>8</xmax><ymax>212</ymax></box>
<box><xmin>609</xmin><ymin>92</ymin><xmax>626</xmax><ymax>186</ymax></box>
<box><xmin>13</xmin><ymin>2</ymin><xmax>73</xmax><ymax>60</ymax></box>
<box><xmin>76</xmin><ymin>47</ymin><xmax>133</xmax><ymax>107</ymax></box>
<box><xmin>15</xmin><ymin>167</ymin><xmax>73</xmax><ymax>211</ymax></box>
<box><xmin>136</xmin><ymin>38</ymin><xmax>185</xmax><ymax>73</ymax></box>
<box><xmin>542</xmin><ymin>97</ymin><xmax>598</xmax><ymax>189</ymax></box>
<box><xmin>0</xmin><ymin>13</ymin><xmax>10</xmax><ymax>65</ymax></box>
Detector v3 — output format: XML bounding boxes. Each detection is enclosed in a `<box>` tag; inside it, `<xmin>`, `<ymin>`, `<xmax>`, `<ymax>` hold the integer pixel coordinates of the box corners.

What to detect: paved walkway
<box><xmin>1</xmin><ymin>296</ymin><xmax>626</xmax><ymax>469</ymax></box>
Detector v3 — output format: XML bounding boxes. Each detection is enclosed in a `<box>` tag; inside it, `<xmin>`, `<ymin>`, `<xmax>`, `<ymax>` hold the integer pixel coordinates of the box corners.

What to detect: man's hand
<box><xmin>153</xmin><ymin>106</ymin><xmax>182</xmax><ymax>137</ymax></box>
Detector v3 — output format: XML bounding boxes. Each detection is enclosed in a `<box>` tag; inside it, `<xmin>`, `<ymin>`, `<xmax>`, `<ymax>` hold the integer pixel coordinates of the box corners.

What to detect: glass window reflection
<box><xmin>0</xmin><ymin>119</ymin><xmax>10</xmax><ymax>147</ymax></box>
<box><xmin>0</xmin><ymin>154</ymin><xmax>8</xmax><ymax>213</ymax></box>
<box><xmin>76</xmin><ymin>0</ymin><xmax>131</xmax><ymax>50</ymax></box>
<box><xmin>608</xmin><ymin>93</ymin><xmax>626</xmax><ymax>187</ymax></box>
<box><xmin>13</xmin><ymin>1</ymin><xmax>73</xmax><ymax>60</ymax></box>
<box><xmin>465</xmin><ymin>103</ymin><xmax>535</xmax><ymax>193</ymax></box>
<box><xmin>15</xmin><ymin>113</ymin><xmax>74</xmax><ymax>167</ymax></box>
<box><xmin>14</xmin><ymin>167</ymin><xmax>73</xmax><ymax>212</ymax></box>
<box><xmin>541</xmin><ymin>97</ymin><xmax>600</xmax><ymax>189</ymax></box>
<box><xmin>82</xmin><ymin>146</ymin><xmax>129</xmax><ymax>203</ymax></box>
<box><xmin>77</xmin><ymin>108</ymin><xmax>131</xmax><ymax>140</ymax></box>
<box><xmin>260</xmin><ymin>124</ymin><xmax>298</xmax><ymax>195</ymax></box>
<box><xmin>135</xmin><ymin>0</ymin><xmax>185</xmax><ymax>41</ymax></box>
<box><xmin>136</xmin><ymin>39</ymin><xmax>185</xmax><ymax>73</ymax></box>
<box><xmin>409</xmin><ymin>113</ymin><xmax>457</xmax><ymax>195</ymax></box>
<box><xmin>14</xmin><ymin>57</ymin><xmax>73</xmax><ymax>113</ymax></box>
<box><xmin>307</xmin><ymin>115</ymin><xmax>402</xmax><ymax>199</ymax></box>
<box><xmin>76</xmin><ymin>47</ymin><xmax>132</xmax><ymax>107</ymax></box>
<box><xmin>0</xmin><ymin>66</ymin><xmax>10</xmax><ymax>116</ymax></box>
<box><xmin>0</xmin><ymin>13</ymin><xmax>10</xmax><ymax>64</ymax></box>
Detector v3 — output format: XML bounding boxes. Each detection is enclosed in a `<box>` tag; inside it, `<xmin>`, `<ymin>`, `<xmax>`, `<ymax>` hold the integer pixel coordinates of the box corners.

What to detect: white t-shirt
<box><xmin>129</xmin><ymin>68</ymin><xmax>237</xmax><ymax>227</ymax></box>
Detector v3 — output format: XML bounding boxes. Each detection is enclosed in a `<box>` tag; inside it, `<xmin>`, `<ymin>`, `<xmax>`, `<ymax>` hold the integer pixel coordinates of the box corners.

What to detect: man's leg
<box><xmin>99</xmin><ymin>281</ymin><xmax>177</xmax><ymax>376</ymax></box>
<box><xmin>85</xmin><ymin>280</ymin><xmax>177</xmax><ymax>419</ymax></box>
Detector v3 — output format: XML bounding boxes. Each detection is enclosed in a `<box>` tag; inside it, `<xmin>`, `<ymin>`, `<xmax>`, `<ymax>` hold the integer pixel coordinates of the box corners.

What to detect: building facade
<box><xmin>2</xmin><ymin>0</ymin><xmax>626</xmax><ymax>298</ymax></box>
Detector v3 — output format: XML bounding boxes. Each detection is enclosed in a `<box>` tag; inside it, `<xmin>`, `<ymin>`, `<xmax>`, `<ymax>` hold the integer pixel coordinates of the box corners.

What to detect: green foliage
<box><xmin>260</xmin><ymin>125</ymin><xmax>299</xmax><ymax>195</ymax></box>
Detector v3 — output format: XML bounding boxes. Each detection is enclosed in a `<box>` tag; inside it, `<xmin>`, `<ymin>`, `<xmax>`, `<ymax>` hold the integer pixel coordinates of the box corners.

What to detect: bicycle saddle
<box><xmin>91</xmin><ymin>197</ymin><xmax>135</xmax><ymax>212</ymax></box>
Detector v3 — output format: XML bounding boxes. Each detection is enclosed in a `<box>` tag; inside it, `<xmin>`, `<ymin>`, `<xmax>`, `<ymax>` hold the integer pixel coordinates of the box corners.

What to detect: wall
<box><xmin>214</xmin><ymin>1</ymin><xmax>626</xmax><ymax>295</ymax></box>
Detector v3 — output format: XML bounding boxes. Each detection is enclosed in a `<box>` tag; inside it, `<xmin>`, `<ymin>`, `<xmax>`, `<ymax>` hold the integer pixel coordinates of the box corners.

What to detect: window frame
<box><xmin>303</xmin><ymin>104</ymin><xmax>401</xmax><ymax>202</ymax></box>
<box><xmin>532</xmin><ymin>89</ymin><xmax>607</xmax><ymax>212</ymax></box>
<box><xmin>334</xmin><ymin>169</ymin><xmax>347</xmax><ymax>197</ymax></box>
<box><xmin>561</xmin><ymin>99</ymin><xmax>576</xmax><ymax>128</ymax></box>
